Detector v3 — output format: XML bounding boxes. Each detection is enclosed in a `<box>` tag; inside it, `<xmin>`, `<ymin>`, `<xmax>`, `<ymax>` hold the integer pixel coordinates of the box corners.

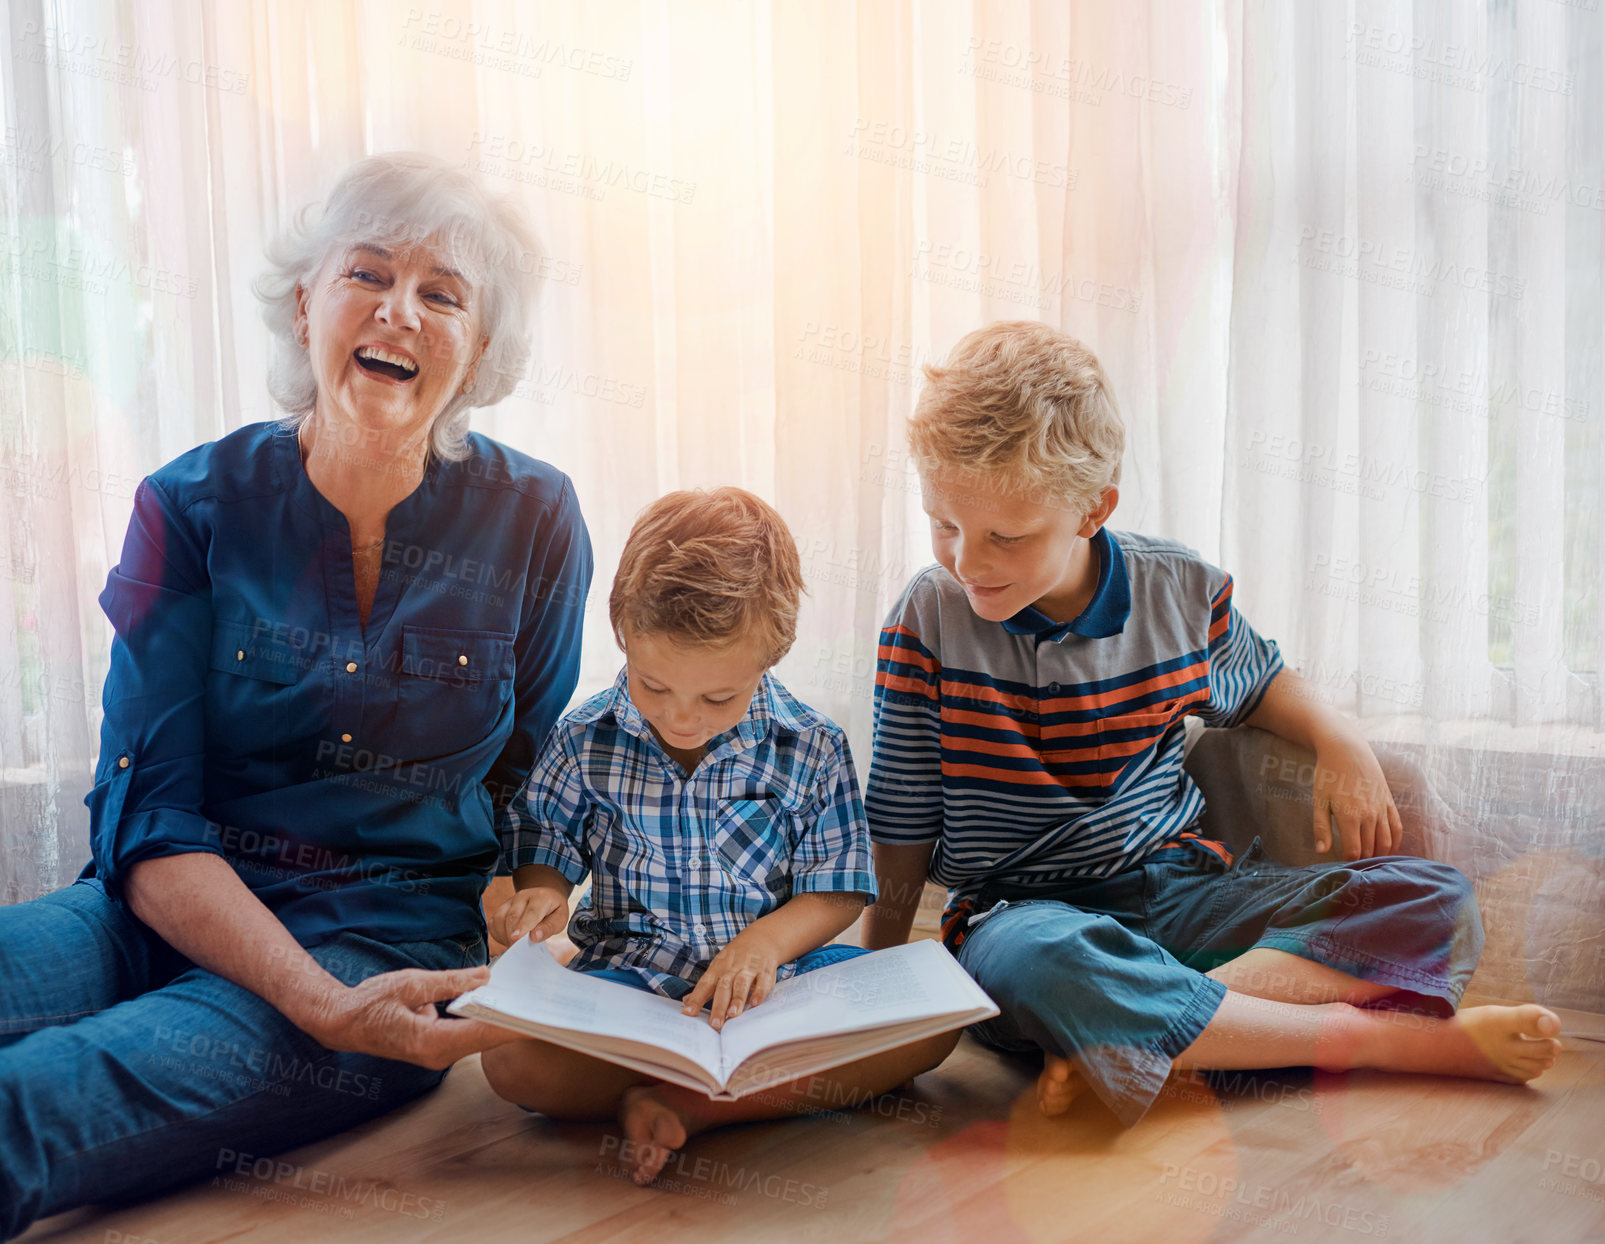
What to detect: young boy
<box><xmin>480</xmin><ymin>487</ymin><xmax>958</xmax><ymax>1182</ymax></box>
<box><xmin>862</xmin><ymin>321</ymin><xmax>1562</xmax><ymax>1126</ymax></box>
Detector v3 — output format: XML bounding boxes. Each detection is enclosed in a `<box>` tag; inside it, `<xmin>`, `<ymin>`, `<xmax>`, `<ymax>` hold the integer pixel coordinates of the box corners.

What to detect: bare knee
<box><xmin>479</xmin><ymin>1040</ymin><xmax>546</xmax><ymax>1108</ymax></box>
<box><xmin>913</xmin><ymin>1029</ymin><xmax>962</xmax><ymax>1075</ymax></box>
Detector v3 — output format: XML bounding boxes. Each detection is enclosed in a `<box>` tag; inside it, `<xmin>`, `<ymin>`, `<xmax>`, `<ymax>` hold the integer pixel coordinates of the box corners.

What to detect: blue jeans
<box><xmin>0</xmin><ymin>878</ymin><xmax>487</xmax><ymax>1240</ymax></box>
<box><xmin>956</xmin><ymin>838</ymin><xmax>1483</xmax><ymax>1127</ymax></box>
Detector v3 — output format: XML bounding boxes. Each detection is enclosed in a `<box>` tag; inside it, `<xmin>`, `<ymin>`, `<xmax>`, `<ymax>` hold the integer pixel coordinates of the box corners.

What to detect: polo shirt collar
<box><xmin>1000</xmin><ymin>527</ymin><xmax>1130</xmax><ymax>641</ymax></box>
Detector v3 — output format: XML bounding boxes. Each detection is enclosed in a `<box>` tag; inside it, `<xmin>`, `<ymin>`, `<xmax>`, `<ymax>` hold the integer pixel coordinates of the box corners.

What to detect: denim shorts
<box><xmin>955</xmin><ymin>836</ymin><xmax>1482</xmax><ymax>1127</ymax></box>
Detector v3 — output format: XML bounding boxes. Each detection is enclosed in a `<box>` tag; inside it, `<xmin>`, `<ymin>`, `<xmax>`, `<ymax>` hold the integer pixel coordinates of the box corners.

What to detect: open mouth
<box><xmin>353</xmin><ymin>346</ymin><xmax>419</xmax><ymax>382</ymax></box>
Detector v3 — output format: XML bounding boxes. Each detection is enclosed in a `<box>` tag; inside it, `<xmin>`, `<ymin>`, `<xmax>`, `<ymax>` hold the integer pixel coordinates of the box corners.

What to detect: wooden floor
<box><xmin>21</xmin><ymin>1006</ymin><xmax>1605</xmax><ymax>1244</ymax></box>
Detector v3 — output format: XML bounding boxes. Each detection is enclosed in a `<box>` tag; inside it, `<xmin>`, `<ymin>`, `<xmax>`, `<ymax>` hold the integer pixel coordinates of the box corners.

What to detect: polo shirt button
<box><xmin>341</xmin><ymin>733</ymin><xmax>352</xmax><ymax>743</ymax></box>
<box><xmin>345</xmin><ymin>661</ymin><xmax>358</xmax><ymax>673</ymax></box>
<box><xmin>457</xmin><ymin>654</ymin><xmax>468</xmax><ymax>666</ymax></box>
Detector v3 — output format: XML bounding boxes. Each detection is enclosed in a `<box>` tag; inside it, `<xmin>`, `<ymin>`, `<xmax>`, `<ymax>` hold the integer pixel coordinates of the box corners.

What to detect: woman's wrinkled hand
<box><xmin>302</xmin><ymin>965</ymin><xmax>521</xmax><ymax>1069</ymax></box>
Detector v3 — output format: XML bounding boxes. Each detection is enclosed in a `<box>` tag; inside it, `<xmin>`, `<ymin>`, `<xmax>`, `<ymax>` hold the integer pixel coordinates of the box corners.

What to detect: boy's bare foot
<box><xmin>618</xmin><ymin>1084</ymin><xmax>690</xmax><ymax>1184</ymax></box>
<box><xmin>1347</xmin><ymin>1002</ymin><xmax>1563</xmax><ymax>1082</ymax></box>
<box><xmin>1037</xmin><ymin>1055</ymin><xmax>1084</xmax><ymax>1116</ymax></box>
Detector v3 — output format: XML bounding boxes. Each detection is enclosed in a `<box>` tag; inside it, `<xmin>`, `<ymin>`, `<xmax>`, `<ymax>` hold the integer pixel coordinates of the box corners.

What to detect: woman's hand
<box><xmin>489</xmin><ymin>884</ymin><xmax>571</xmax><ymax>947</ymax></box>
<box><xmin>680</xmin><ymin>926</ymin><xmax>787</xmax><ymax>1030</ymax></box>
<box><xmin>300</xmin><ymin>965</ymin><xmax>522</xmax><ymax>1070</ymax></box>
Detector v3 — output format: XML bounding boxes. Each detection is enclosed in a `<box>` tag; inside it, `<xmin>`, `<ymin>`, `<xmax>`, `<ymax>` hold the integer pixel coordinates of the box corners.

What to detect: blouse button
<box><xmin>117</xmin><ymin>755</ymin><xmax>130</xmax><ymax>769</ymax></box>
<box><xmin>341</xmin><ymin>733</ymin><xmax>353</xmax><ymax>743</ymax></box>
<box><xmin>345</xmin><ymin>661</ymin><xmax>358</xmax><ymax>673</ymax></box>
<box><xmin>235</xmin><ymin>650</ymin><xmax>245</xmax><ymax>661</ymax></box>
<box><xmin>458</xmin><ymin>654</ymin><xmax>468</xmax><ymax>666</ymax></box>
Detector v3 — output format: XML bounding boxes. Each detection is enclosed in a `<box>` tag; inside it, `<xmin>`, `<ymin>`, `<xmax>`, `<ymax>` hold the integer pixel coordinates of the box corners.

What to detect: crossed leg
<box><xmin>483</xmin><ymin>1029</ymin><xmax>959</xmax><ymax>1184</ymax></box>
<box><xmin>1036</xmin><ymin>946</ymin><xmax>1562</xmax><ymax>1116</ymax></box>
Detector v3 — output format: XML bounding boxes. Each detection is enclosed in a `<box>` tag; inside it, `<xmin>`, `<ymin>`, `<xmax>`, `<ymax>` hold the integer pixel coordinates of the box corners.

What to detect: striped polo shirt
<box><xmin>865</xmin><ymin>528</ymin><xmax>1283</xmax><ymax>909</ymax></box>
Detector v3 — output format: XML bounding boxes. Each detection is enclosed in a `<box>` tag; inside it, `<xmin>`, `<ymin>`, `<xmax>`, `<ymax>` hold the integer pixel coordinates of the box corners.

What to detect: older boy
<box><xmin>863</xmin><ymin>322</ymin><xmax>1561</xmax><ymax>1126</ymax></box>
<box><xmin>481</xmin><ymin>487</ymin><xmax>957</xmax><ymax>1182</ymax></box>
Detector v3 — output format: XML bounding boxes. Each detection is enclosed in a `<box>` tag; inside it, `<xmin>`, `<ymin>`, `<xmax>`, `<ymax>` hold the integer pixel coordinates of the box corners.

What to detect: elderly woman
<box><xmin>0</xmin><ymin>153</ymin><xmax>591</xmax><ymax>1237</ymax></box>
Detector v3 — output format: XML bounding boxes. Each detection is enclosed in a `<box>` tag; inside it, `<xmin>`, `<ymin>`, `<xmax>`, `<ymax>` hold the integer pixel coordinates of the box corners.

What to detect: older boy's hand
<box><xmin>489</xmin><ymin>886</ymin><xmax>570</xmax><ymax>947</ymax></box>
<box><xmin>680</xmin><ymin>927</ymin><xmax>786</xmax><ymax>1030</ymax></box>
<box><xmin>1312</xmin><ymin>727</ymin><xmax>1403</xmax><ymax>860</ymax></box>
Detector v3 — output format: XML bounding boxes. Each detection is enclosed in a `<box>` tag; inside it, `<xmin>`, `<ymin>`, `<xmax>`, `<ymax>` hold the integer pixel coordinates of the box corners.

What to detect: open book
<box><xmin>449</xmin><ymin>937</ymin><xmax>998</xmax><ymax>1100</ymax></box>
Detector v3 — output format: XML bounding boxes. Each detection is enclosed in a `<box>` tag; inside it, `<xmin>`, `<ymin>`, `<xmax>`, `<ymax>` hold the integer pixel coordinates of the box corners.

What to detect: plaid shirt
<box><xmin>503</xmin><ymin>668</ymin><xmax>878</xmax><ymax>995</ymax></box>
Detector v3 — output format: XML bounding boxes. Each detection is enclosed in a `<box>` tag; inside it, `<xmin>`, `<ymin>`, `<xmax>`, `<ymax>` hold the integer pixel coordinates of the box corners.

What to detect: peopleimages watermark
<box><xmin>958</xmin><ymin>39</ymin><xmax>1194</xmax><ymax>109</ymax></box>
<box><xmin>1155</xmin><ymin>1164</ymin><xmax>1390</xmax><ymax>1237</ymax></box>
<box><xmin>397</xmin><ymin>10</ymin><xmax>632</xmax><ymax>82</ymax></box>
<box><xmin>1409</xmin><ymin>144</ymin><xmax>1605</xmax><ymax>218</ymax></box>
<box><xmin>465</xmin><ymin>132</ymin><xmax>695</xmax><ymax>204</ymax></box>
<box><xmin>152</xmin><ymin>1026</ymin><xmax>384</xmax><ymax>1102</ymax></box>
<box><xmin>0</xmin><ymin>233</ymin><xmax>200</xmax><ymax>299</ymax></box>
<box><xmin>1295</xmin><ymin>226</ymin><xmax>1525</xmax><ymax>300</ymax></box>
<box><xmin>1239</xmin><ymin>429</ymin><xmax>1485</xmax><ymax>505</ymax></box>
<box><xmin>844</xmin><ymin>119</ymin><xmax>1077</xmax><ymax>190</ymax></box>
<box><xmin>12</xmin><ymin>20</ymin><xmax>251</xmax><ymax>93</ymax></box>
<box><xmin>1345</xmin><ymin>22</ymin><xmax>1573</xmax><ymax>95</ymax></box>
<box><xmin>1359</xmin><ymin>348</ymin><xmax>1588</xmax><ymax>424</ymax></box>
<box><xmin>213</xmin><ymin>1150</ymin><xmax>446</xmax><ymax>1221</ymax></box>
<box><xmin>0</xmin><ymin>125</ymin><xmax>137</xmax><ymax>178</ymax></box>
<box><xmin>1158</xmin><ymin>1066</ymin><xmax>1326</xmax><ymax>1115</ymax></box>
<box><xmin>1304</xmin><ymin>553</ymin><xmax>1540</xmax><ymax>629</ymax></box>
<box><xmin>792</xmin><ymin>320</ymin><xmax>941</xmax><ymax>389</ymax></box>
<box><xmin>910</xmin><ymin>239</ymin><xmax>1143</xmax><ymax>313</ymax></box>
<box><xmin>800</xmin><ymin>536</ymin><xmax>917</xmax><ymax>599</ymax></box>
<box><xmin>1538</xmin><ymin>1149</ymin><xmax>1605</xmax><ymax>1203</ymax></box>
<box><xmin>595</xmin><ymin>1135</ymin><xmax>830</xmax><ymax>1207</ymax></box>
<box><xmin>1291</xmin><ymin>656</ymin><xmax>1426</xmax><ymax>712</ymax></box>
<box><xmin>0</xmin><ymin>452</ymin><xmax>140</xmax><ymax>502</ymax></box>
<box><xmin>203</xmin><ymin>818</ymin><xmax>438</xmax><ymax>894</ymax></box>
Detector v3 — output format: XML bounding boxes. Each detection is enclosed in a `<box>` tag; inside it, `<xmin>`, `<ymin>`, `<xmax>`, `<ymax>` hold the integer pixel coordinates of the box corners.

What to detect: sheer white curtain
<box><xmin>3</xmin><ymin>0</ymin><xmax>1602</xmax><ymax>992</ymax></box>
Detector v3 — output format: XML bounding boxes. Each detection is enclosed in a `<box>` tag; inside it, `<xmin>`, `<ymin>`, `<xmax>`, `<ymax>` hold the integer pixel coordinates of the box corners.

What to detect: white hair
<box><xmin>253</xmin><ymin>151</ymin><xmax>545</xmax><ymax>461</ymax></box>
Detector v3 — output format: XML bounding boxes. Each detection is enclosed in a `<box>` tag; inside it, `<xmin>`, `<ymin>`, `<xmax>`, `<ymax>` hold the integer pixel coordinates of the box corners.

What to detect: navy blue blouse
<box><xmin>82</xmin><ymin>421</ymin><xmax>593</xmax><ymax>947</ymax></box>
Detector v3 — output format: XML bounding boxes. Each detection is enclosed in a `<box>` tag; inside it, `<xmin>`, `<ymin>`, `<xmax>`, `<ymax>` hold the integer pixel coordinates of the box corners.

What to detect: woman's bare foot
<box><xmin>1037</xmin><ymin>1055</ymin><xmax>1084</xmax><ymax>1117</ymax></box>
<box><xmin>1347</xmin><ymin>1002</ymin><xmax>1563</xmax><ymax>1082</ymax></box>
<box><xmin>617</xmin><ymin>1084</ymin><xmax>690</xmax><ymax>1184</ymax></box>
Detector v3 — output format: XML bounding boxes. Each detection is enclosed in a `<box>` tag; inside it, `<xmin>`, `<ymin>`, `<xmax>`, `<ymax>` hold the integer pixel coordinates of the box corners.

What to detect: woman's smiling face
<box><xmin>296</xmin><ymin>239</ymin><xmax>487</xmax><ymax>440</ymax></box>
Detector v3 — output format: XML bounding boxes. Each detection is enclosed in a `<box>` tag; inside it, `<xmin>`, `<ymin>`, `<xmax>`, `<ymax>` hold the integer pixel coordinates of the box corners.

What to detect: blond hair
<box><xmin>609</xmin><ymin>487</ymin><xmax>805</xmax><ymax>666</ymax></box>
<box><xmin>909</xmin><ymin>321</ymin><xmax>1124</xmax><ymax>514</ymax></box>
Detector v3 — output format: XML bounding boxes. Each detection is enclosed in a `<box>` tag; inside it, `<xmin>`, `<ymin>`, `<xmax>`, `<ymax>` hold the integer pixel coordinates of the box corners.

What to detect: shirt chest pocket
<box><xmin>209</xmin><ymin>620</ymin><xmax>307</xmax><ymax>685</ymax></box>
<box><xmin>206</xmin><ymin>620</ymin><xmax>309</xmax><ymax>755</ymax></box>
<box><xmin>1093</xmin><ymin>688</ymin><xmax>1208</xmax><ymax>786</ymax></box>
<box><xmin>393</xmin><ymin>625</ymin><xmax>516</xmax><ymax>754</ymax></box>
<box><xmin>710</xmin><ymin>797</ymin><xmax>791</xmax><ymax>888</ymax></box>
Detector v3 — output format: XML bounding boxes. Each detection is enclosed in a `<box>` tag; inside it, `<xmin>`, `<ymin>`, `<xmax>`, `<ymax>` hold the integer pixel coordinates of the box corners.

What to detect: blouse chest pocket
<box><xmin>711</xmin><ymin>797</ymin><xmax>791</xmax><ymax>887</ymax></box>
<box><xmin>206</xmin><ymin>620</ymin><xmax>308</xmax><ymax>757</ymax></box>
<box><xmin>209</xmin><ymin>620</ymin><xmax>308</xmax><ymax>686</ymax></box>
<box><xmin>393</xmin><ymin>625</ymin><xmax>515</xmax><ymax>753</ymax></box>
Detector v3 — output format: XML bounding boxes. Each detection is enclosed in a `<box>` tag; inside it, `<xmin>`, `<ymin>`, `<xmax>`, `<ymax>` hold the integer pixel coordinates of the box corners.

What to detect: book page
<box><xmin>723</xmin><ymin>1012</ymin><xmax>986</xmax><ymax>1098</ymax></box>
<box><xmin>451</xmin><ymin>937</ymin><xmax>724</xmax><ymax>1078</ymax></box>
<box><xmin>716</xmin><ymin>939</ymin><xmax>996</xmax><ymax>1074</ymax></box>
